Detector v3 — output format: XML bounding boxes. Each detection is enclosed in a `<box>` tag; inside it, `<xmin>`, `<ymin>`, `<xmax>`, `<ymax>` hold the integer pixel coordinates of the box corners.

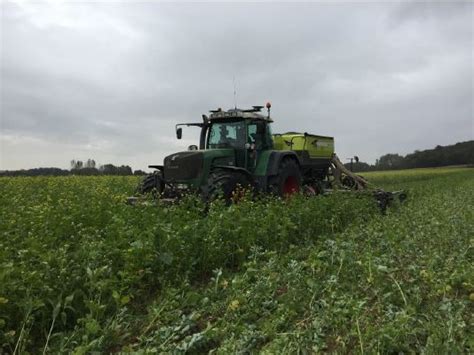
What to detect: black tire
<box><xmin>342</xmin><ymin>175</ymin><xmax>356</xmax><ymax>189</ymax></box>
<box><xmin>205</xmin><ymin>169</ymin><xmax>252</xmax><ymax>204</ymax></box>
<box><xmin>268</xmin><ymin>158</ymin><xmax>302</xmax><ymax>197</ymax></box>
<box><xmin>138</xmin><ymin>171</ymin><xmax>164</xmax><ymax>195</ymax></box>
<box><xmin>342</xmin><ymin>174</ymin><xmax>365</xmax><ymax>190</ymax></box>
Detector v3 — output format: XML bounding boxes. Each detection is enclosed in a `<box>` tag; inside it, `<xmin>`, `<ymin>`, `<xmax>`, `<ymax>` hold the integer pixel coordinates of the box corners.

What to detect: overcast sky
<box><xmin>1</xmin><ymin>1</ymin><xmax>472</xmax><ymax>171</ymax></box>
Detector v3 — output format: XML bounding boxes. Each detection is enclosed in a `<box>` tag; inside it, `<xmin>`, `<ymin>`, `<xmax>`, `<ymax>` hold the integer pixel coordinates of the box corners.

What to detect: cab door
<box><xmin>246</xmin><ymin>122</ymin><xmax>266</xmax><ymax>172</ymax></box>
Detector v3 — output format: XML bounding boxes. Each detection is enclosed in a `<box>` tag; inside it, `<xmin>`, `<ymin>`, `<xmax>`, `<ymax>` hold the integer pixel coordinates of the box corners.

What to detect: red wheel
<box><xmin>283</xmin><ymin>176</ymin><xmax>299</xmax><ymax>195</ymax></box>
<box><xmin>268</xmin><ymin>158</ymin><xmax>301</xmax><ymax>197</ymax></box>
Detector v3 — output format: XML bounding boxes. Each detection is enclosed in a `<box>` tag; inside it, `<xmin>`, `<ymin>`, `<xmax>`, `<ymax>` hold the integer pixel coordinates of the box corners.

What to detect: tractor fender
<box><xmin>212</xmin><ymin>165</ymin><xmax>253</xmax><ymax>180</ymax></box>
<box><xmin>266</xmin><ymin>151</ymin><xmax>301</xmax><ymax>176</ymax></box>
<box><xmin>148</xmin><ymin>165</ymin><xmax>164</xmax><ymax>172</ymax></box>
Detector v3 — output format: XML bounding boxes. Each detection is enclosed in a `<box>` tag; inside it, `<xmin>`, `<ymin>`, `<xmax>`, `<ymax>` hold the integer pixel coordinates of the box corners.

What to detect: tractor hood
<box><xmin>163</xmin><ymin>149</ymin><xmax>234</xmax><ymax>182</ymax></box>
<box><xmin>164</xmin><ymin>151</ymin><xmax>203</xmax><ymax>181</ymax></box>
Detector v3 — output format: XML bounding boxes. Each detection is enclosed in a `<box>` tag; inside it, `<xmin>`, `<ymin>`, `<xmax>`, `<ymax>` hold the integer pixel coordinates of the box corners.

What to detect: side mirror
<box><xmin>188</xmin><ymin>145</ymin><xmax>198</xmax><ymax>151</ymax></box>
<box><xmin>176</xmin><ymin>127</ymin><xmax>182</xmax><ymax>140</ymax></box>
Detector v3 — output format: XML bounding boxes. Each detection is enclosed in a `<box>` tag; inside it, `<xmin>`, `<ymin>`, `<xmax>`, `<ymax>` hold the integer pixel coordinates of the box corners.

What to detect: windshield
<box><xmin>207</xmin><ymin>121</ymin><xmax>246</xmax><ymax>149</ymax></box>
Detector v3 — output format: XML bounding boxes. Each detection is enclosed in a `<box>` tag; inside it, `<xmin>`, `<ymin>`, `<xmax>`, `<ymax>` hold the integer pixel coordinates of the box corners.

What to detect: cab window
<box><xmin>207</xmin><ymin>121</ymin><xmax>246</xmax><ymax>149</ymax></box>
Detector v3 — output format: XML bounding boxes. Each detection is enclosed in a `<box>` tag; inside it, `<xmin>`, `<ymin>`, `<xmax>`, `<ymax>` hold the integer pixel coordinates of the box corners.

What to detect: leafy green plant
<box><xmin>0</xmin><ymin>168</ymin><xmax>472</xmax><ymax>353</ymax></box>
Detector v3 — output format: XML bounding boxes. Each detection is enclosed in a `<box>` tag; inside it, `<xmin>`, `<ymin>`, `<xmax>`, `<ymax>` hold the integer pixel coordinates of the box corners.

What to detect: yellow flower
<box><xmin>228</xmin><ymin>300</ymin><xmax>240</xmax><ymax>311</ymax></box>
<box><xmin>221</xmin><ymin>280</ymin><xmax>229</xmax><ymax>289</ymax></box>
<box><xmin>5</xmin><ymin>330</ymin><xmax>15</xmax><ymax>338</ymax></box>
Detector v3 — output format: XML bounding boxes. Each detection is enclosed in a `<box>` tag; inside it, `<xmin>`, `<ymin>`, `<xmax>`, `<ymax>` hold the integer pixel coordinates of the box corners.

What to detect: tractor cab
<box><xmin>207</xmin><ymin>113</ymin><xmax>273</xmax><ymax>149</ymax></box>
<box><xmin>175</xmin><ymin>104</ymin><xmax>274</xmax><ymax>173</ymax></box>
<box><xmin>205</xmin><ymin>106</ymin><xmax>273</xmax><ymax>170</ymax></box>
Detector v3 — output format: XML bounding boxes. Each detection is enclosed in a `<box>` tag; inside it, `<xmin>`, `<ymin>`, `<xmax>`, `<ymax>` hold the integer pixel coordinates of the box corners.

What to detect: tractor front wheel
<box><xmin>205</xmin><ymin>169</ymin><xmax>252</xmax><ymax>204</ymax></box>
<box><xmin>268</xmin><ymin>158</ymin><xmax>302</xmax><ymax>197</ymax></box>
<box><xmin>138</xmin><ymin>171</ymin><xmax>164</xmax><ymax>195</ymax></box>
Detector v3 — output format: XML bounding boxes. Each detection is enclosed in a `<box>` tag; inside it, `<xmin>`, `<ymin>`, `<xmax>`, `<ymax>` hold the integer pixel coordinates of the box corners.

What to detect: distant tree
<box><xmin>71</xmin><ymin>167</ymin><xmax>100</xmax><ymax>175</ymax></box>
<box><xmin>375</xmin><ymin>153</ymin><xmax>404</xmax><ymax>170</ymax></box>
<box><xmin>344</xmin><ymin>161</ymin><xmax>373</xmax><ymax>173</ymax></box>
<box><xmin>70</xmin><ymin>159</ymin><xmax>85</xmax><ymax>170</ymax></box>
<box><xmin>404</xmin><ymin>141</ymin><xmax>474</xmax><ymax>168</ymax></box>
<box><xmin>70</xmin><ymin>158</ymin><xmax>99</xmax><ymax>174</ymax></box>
<box><xmin>100</xmin><ymin>164</ymin><xmax>117</xmax><ymax>175</ymax></box>
<box><xmin>133</xmin><ymin>170</ymin><xmax>147</xmax><ymax>176</ymax></box>
<box><xmin>118</xmin><ymin>165</ymin><xmax>133</xmax><ymax>175</ymax></box>
<box><xmin>341</xmin><ymin>141</ymin><xmax>474</xmax><ymax>173</ymax></box>
<box><xmin>70</xmin><ymin>160</ymin><xmax>84</xmax><ymax>170</ymax></box>
<box><xmin>85</xmin><ymin>159</ymin><xmax>96</xmax><ymax>169</ymax></box>
<box><xmin>0</xmin><ymin>167</ymin><xmax>70</xmax><ymax>177</ymax></box>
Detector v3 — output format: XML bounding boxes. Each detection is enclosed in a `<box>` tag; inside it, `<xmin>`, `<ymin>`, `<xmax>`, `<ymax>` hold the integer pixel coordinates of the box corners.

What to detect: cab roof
<box><xmin>208</xmin><ymin>107</ymin><xmax>273</xmax><ymax>122</ymax></box>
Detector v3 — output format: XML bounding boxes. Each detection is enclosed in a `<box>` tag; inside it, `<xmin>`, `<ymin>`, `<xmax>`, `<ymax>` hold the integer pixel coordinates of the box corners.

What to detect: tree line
<box><xmin>1</xmin><ymin>140</ymin><xmax>472</xmax><ymax>176</ymax></box>
<box><xmin>345</xmin><ymin>140</ymin><xmax>474</xmax><ymax>172</ymax></box>
<box><xmin>0</xmin><ymin>159</ymin><xmax>146</xmax><ymax>177</ymax></box>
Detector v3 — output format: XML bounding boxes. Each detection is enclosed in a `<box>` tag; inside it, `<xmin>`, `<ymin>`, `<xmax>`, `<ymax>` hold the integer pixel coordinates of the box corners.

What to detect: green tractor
<box><xmin>138</xmin><ymin>103</ymin><xmax>336</xmax><ymax>202</ymax></box>
<box><xmin>137</xmin><ymin>103</ymin><xmax>405</xmax><ymax>208</ymax></box>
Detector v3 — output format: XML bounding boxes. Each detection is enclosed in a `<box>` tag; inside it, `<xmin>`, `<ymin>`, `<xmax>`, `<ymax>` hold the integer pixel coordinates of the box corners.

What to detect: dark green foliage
<box><xmin>345</xmin><ymin>140</ymin><xmax>474</xmax><ymax>172</ymax></box>
<box><xmin>70</xmin><ymin>167</ymin><xmax>101</xmax><ymax>175</ymax></box>
<box><xmin>99</xmin><ymin>164</ymin><xmax>133</xmax><ymax>176</ymax></box>
<box><xmin>133</xmin><ymin>170</ymin><xmax>147</xmax><ymax>176</ymax></box>
<box><xmin>127</xmin><ymin>169</ymin><xmax>473</xmax><ymax>353</ymax></box>
<box><xmin>344</xmin><ymin>160</ymin><xmax>373</xmax><ymax>172</ymax></box>
<box><xmin>0</xmin><ymin>169</ymin><xmax>472</xmax><ymax>353</ymax></box>
<box><xmin>402</xmin><ymin>141</ymin><xmax>474</xmax><ymax>168</ymax></box>
<box><xmin>0</xmin><ymin>167</ymin><xmax>71</xmax><ymax>176</ymax></box>
<box><xmin>0</xmin><ymin>176</ymin><xmax>375</xmax><ymax>352</ymax></box>
<box><xmin>0</xmin><ymin>164</ymin><xmax>138</xmax><ymax>177</ymax></box>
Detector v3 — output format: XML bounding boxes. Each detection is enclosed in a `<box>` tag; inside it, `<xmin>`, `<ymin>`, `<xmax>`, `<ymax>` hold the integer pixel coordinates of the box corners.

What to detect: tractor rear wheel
<box><xmin>205</xmin><ymin>169</ymin><xmax>252</xmax><ymax>204</ymax></box>
<box><xmin>268</xmin><ymin>158</ymin><xmax>302</xmax><ymax>197</ymax></box>
<box><xmin>138</xmin><ymin>171</ymin><xmax>164</xmax><ymax>195</ymax></box>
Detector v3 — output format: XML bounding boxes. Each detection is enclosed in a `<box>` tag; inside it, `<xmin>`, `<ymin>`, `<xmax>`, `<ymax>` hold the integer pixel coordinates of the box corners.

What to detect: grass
<box><xmin>0</xmin><ymin>167</ymin><xmax>473</xmax><ymax>353</ymax></box>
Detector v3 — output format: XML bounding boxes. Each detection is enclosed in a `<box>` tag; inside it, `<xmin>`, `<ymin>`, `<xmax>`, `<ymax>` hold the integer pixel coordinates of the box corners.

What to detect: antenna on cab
<box><xmin>233</xmin><ymin>75</ymin><xmax>237</xmax><ymax>109</ymax></box>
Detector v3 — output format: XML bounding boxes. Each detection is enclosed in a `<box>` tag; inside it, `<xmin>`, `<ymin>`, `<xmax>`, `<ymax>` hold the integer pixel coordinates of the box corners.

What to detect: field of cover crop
<box><xmin>1</xmin><ymin>167</ymin><xmax>473</xmax><ymax>353</ymax></box>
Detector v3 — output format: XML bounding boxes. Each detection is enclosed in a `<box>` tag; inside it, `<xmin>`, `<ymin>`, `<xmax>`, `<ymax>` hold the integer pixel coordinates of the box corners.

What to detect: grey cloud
<box><xmin>1</xmin><ymin>1</ymin><xmax>472</xmax><ymax>170</ymax></box>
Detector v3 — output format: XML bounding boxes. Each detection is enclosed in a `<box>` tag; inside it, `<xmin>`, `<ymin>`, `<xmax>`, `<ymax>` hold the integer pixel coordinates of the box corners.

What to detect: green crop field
<box><xmin>1</xmin><ymin>167</ymin><xmax>473</xmax><ymax>353</ymax></box>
